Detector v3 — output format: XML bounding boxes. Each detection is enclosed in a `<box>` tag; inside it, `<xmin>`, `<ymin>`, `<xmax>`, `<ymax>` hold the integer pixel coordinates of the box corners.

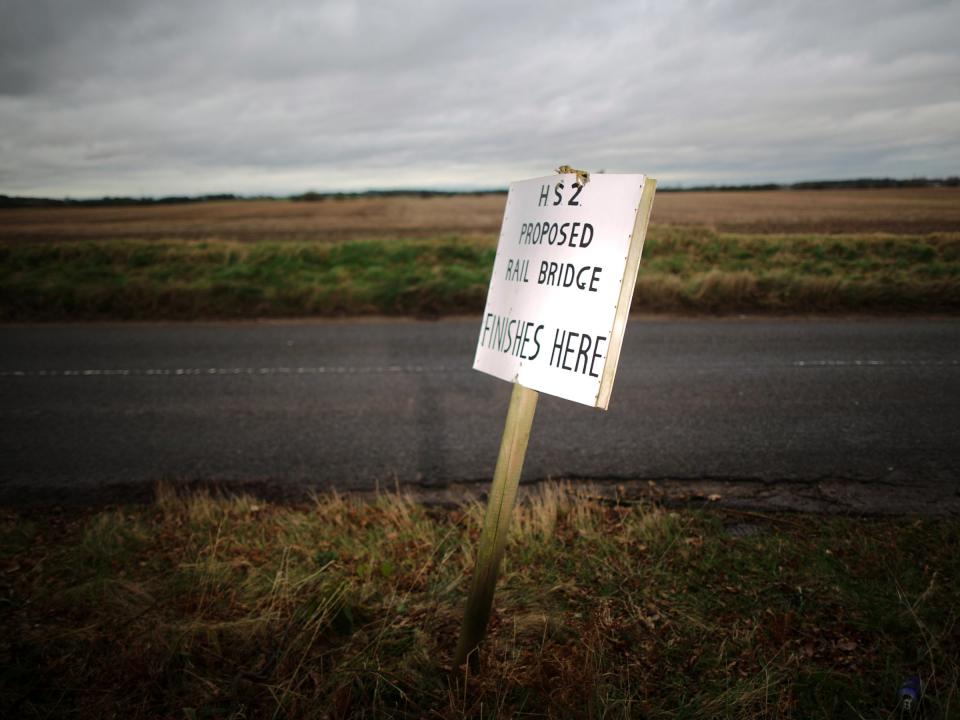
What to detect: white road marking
<box><xmin>793</xmin><ymin>360</ymin><xmax>958</xmax><ymax>367</ymax></box>
<box><xmin>0</xmin><ymin>360</ymin><xmax>956</xmax><ymax>378</ymax></box>
<box><xmin>0</xmin><ymin>365</ymin><xmax>465</xmax><ymax>378</ymax></box>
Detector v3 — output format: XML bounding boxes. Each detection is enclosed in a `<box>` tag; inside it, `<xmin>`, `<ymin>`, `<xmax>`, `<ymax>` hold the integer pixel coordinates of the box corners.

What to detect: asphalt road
<box><xmin>1</xmin><ymin>318</ymin><xmax>958</xmax><ymax>511</ymax></box>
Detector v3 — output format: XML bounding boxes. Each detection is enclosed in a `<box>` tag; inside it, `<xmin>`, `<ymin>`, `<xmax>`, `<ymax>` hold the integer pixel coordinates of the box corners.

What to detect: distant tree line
<box><xmin>289</xmin><ymin>189</ymin><xmax>507</xmax><ymax>202</ymax></box>
<box><xmin>0</xmin><ymin>193</ymin><xmax>242</xmax><ymax>208</ymax></box>
<box><xmin>659</xmin><ymin>177</ymin><xmax>960</xmax><ymax>192</ymax></box>
<box><xmin>2</xmin><ymin>178</ymin><xmax>957</xmax><ymax>207</ymax></box>
<box><xmin>791</xmin><ymin>177</ymin><xmax>960</xmax><ymax>189</ymax></box>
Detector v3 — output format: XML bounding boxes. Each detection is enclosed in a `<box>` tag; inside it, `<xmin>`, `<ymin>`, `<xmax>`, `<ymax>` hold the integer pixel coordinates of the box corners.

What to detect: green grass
<box><xmin>1</xmin><ymin>484</ymin><xmax>957</xmax><ymax>718</ymax></box>
<box><xmin>1</xmin><ymin>229</ymin><xmax>958</xmax><ymax>320</ymax></box>
<box><xmin>0</xmin><ymin>237</ymin><xmax>496</xmax><ymax>320</ymax></box>
<box><xmin>635</xmin><ymin>228</ymin><xmax>960</xmax><ymax>312</ymax></box>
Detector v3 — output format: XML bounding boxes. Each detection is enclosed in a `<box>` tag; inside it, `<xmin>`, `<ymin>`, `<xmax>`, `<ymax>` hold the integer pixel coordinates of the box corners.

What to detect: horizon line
<box><xmin>2</xmin><ymin>175</ymin><xmax>958</xmax><ymax>206</ymax></box>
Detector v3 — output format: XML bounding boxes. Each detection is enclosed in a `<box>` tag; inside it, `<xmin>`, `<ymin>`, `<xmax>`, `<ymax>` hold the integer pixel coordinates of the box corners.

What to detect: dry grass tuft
<box><xmin>694</xmin><ymin>269</ymin><xmax>760</xmax><ymax>309</ymax></box>
<box><xmin>1</xmin><ymin>484</ymin><xmax>958</xmax><ymax>718</ymax></box>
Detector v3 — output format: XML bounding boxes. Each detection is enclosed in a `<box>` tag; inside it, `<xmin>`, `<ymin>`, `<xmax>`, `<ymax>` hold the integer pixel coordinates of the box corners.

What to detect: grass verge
<box><xmin>1</xmin><ymin>484</ymin><xmax>958</xmax><ymax>718</ymax></box>
<box><xmin>1</xmin><ymin>229</ymin><xmax>958</xmax><ymax>320</ymax></box>
<box><xmin>0</xmin><ymin>237</ymin><xmax>496</xmax><ymax>320</ymax></box>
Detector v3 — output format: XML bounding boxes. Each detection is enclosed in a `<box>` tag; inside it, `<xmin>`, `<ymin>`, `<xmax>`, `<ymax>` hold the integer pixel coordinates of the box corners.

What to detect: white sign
<box><xmin>473</xmin><ymin>172</ymin><xmax>656</xmax><ymax>409</ymax></box>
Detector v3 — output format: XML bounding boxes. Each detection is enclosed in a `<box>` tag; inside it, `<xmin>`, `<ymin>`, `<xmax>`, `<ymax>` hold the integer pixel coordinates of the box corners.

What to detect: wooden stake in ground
<box><xmin>459</xmin><ymin>168</ymin><xmax>655</xmax><ymax>669</ymax></box>
<box><xmin>453</xmin><ymin>382</ymin><xmax>538</xmax><ymax>668</ymax></box>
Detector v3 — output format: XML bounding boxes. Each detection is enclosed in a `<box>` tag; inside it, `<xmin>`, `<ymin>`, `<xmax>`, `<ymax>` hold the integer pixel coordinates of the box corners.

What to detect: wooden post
<box><xmin>454</xmin><ymin>381</ymin><xmax>538</xmax><ymax>669</ymax></box>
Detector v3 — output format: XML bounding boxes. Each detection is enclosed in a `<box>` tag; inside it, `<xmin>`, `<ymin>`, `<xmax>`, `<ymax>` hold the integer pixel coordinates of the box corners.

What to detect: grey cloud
<box><xmin>0</xmin><ymin>0</ymin><xmax>957</xmax><ymax>196</ymax></box>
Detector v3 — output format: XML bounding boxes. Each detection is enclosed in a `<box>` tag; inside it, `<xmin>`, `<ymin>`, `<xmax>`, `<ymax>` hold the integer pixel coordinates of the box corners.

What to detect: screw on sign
<box><xmin>454</xmin><ymin>167</ymin><xmax>657</xmax><ymax>669</ymax></box>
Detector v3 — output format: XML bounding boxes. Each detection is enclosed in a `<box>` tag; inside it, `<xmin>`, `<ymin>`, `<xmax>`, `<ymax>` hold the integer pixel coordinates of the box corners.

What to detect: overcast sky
<box><xmin>1</xmin><ymin>0</ymin><xmax>958</xmax><ymax>197</ymax></box>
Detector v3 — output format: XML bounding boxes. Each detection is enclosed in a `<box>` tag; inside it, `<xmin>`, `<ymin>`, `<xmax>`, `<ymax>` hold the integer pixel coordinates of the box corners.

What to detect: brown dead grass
<box><xmin>653</xmin><ymin>188</ymin><xmax>960</xmax><ymax>234</ymax></box>
<box><xmin>0</xmin><ymin>195</ymin><xmax>506</xmax><ymax>244</ymax></box>
<box><xmin>2</xmin><ymin>484</ymin><xmax>958</xmax><ymax>718</ymax></box>
<box><xmin>2</xmin><ymin>188</ymin><xmax>958</xmax><ymax>243</ymax></box>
